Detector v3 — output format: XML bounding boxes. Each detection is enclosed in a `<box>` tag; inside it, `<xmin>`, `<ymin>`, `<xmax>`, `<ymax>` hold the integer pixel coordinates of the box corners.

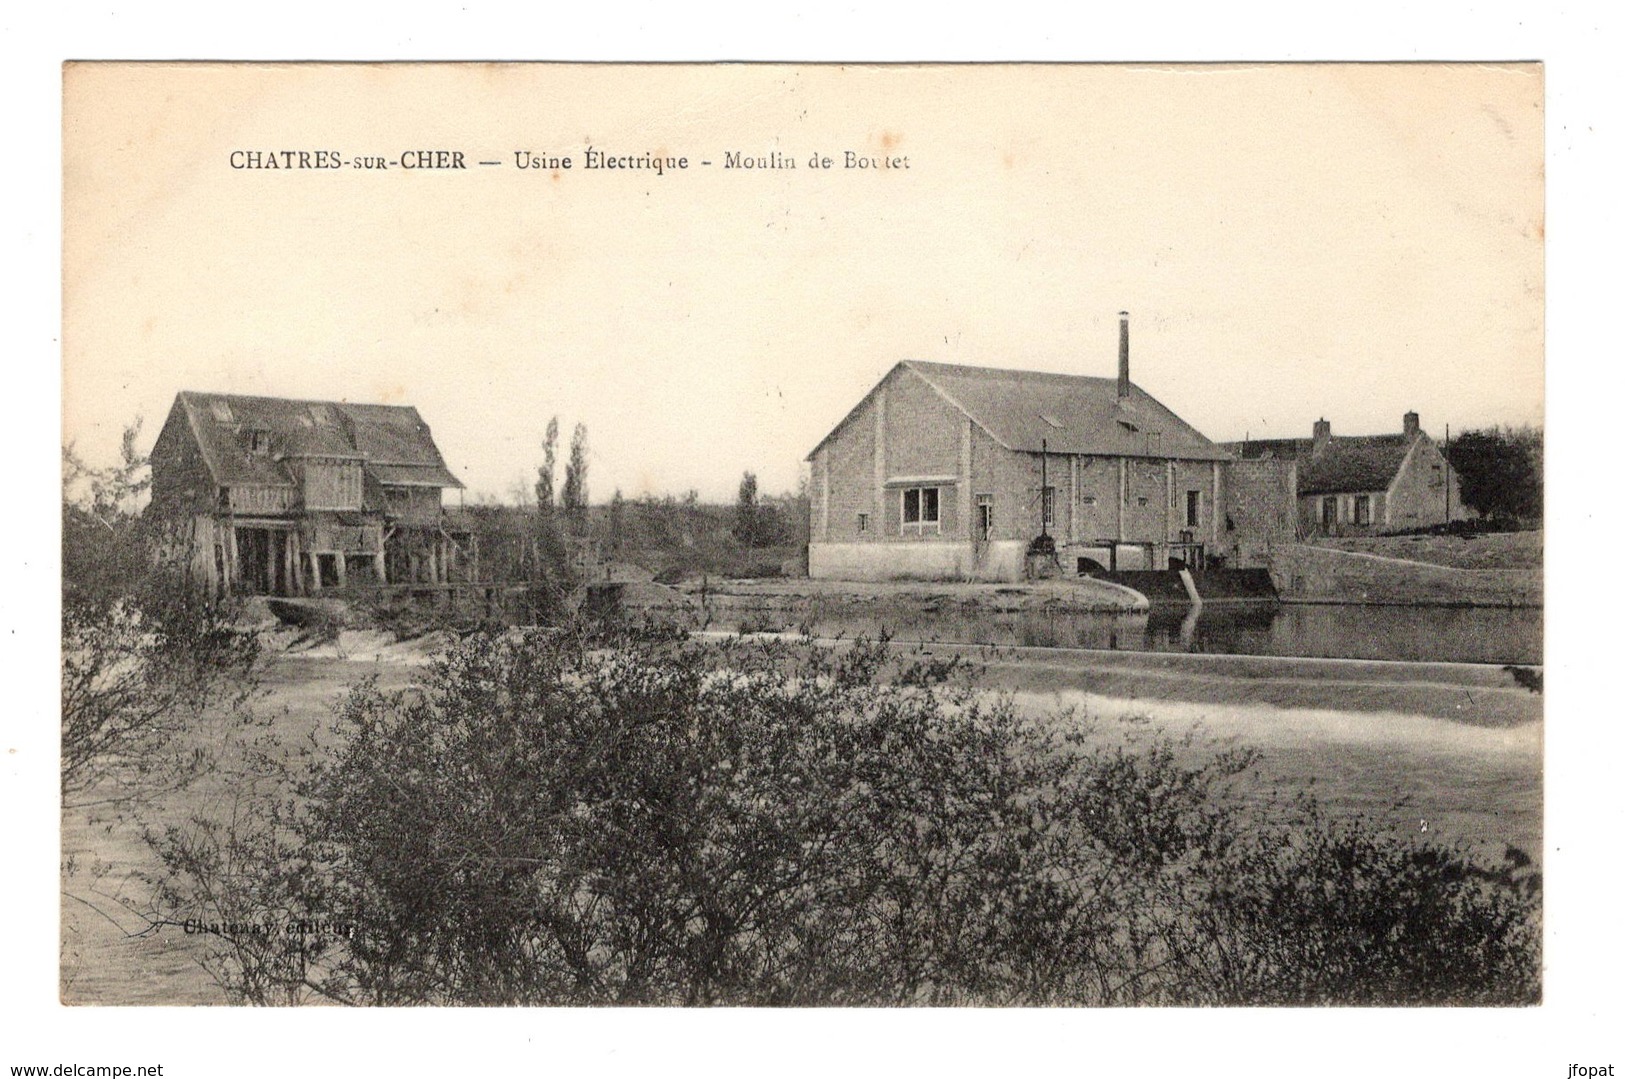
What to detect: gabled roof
<box><xmin>1298</xmin><ymin>435</ymin><xmax>1417</xmax><ymax>495</ymax></box>
<box><xmin>1218</xmin><ymin>432</ymin><xmax>1422</xmax><ymax>495</ymax></box>
<box><xmin>1226</xmin><ymin>437</ymin><xmax>1316</xmax><ymax>461</ymax></box>
<box><xmin>809</xmin><ymin>360</ymin><xmax>1229</xmax><ymax>462</ymax></box>
<box><xmin>169</xmin><ymin>391</ymin><xmax>463</xmax><ymax>489</ymax></box>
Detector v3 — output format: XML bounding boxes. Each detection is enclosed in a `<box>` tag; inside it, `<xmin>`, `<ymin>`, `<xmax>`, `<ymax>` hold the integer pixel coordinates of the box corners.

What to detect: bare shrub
<box><xmin>144</xmin><ymin>629</ymin><xmax>1539</xmax><ymax>1006</ymax></box>
<box><xmin>62</xmin><ymin>425</ymin><xmax>262</xmax><ymax>806</ymax></box>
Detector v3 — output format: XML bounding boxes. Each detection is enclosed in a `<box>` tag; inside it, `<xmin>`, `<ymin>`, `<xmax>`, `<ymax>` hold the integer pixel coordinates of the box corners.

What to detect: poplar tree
<box><xmin>561</xmin><ymin>422</ymin><xmax>589</xmax><ymax>535</ymax></box>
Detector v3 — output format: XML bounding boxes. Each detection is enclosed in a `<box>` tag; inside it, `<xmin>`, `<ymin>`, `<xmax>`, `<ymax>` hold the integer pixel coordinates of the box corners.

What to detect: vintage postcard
<box><xmin>59</xmin><ymin>61</ymin><xmax>1543</xmax><ymax>1022</ymax></box>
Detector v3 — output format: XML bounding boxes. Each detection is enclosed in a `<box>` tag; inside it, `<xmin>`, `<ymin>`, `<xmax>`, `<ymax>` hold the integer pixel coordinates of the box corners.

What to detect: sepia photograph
<box><xmin>55</xmin><ymin>60</ymin><xmax>1549</xmax><ymax>1015</ymax></box>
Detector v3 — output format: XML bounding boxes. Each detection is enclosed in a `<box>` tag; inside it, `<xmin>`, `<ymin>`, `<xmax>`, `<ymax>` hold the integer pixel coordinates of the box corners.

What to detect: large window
<box><xmin>1185</xmin><ymin>489</ymin><xmax>1201</xmax><ymax>528</ymax></box>
<box><xmin>902</xmin><ymin>486</ymin><xmax>941</xmax><ymax>532</ymax></box>
<box><xmin>1041</xmin><ymin>486</ymin><xmax>1056</xmax><ymax>528</ymax></box>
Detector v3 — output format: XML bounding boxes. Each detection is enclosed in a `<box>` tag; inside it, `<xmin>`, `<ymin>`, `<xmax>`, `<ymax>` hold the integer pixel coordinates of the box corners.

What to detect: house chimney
<box><xmin>1403</xmin><ymin>411</ymin><xmax>1420</xmax><ymax>439</ymax></box>
<box><xmin>1117</xmin><ymin>311</ymin><xmax>1130</xmax><ymax>399</ymax></box>
<box><xmin>1313</xmin><ymin>418</ymin><xmax>1331</xmax><ymax>445</ymax></box>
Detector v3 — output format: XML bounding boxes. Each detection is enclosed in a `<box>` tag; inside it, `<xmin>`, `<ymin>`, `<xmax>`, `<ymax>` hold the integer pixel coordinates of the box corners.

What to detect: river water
<box><xmin>730</xmin><ymin>602</ymin><xmax>1542</xmax><ymax>666</ymax></box>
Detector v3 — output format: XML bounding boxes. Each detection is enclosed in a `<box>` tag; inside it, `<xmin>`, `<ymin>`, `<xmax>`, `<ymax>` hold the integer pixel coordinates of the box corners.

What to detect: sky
<box><xmin>63</xmin><ymin>63</ymin><xmax>1544</xmax><ymax>503</ymax></box>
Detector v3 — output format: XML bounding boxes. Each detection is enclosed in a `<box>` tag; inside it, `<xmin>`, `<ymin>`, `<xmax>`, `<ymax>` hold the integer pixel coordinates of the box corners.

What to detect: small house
<box><xmin>1223</xmin><ymin>413</ymin><xmax>1471</xmax><ymax>536</ymax></box>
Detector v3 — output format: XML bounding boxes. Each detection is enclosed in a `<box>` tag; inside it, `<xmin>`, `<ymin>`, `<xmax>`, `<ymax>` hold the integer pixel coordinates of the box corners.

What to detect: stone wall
<box><xmin>1222</xmin><ymin>458</ymin><xmax>1298</xmax><ymax>568</ymax></box>
<box><xmin>1268</xmin><ymin>543</ymin><xmax>1541</xmax><ymax>606</ymax></box>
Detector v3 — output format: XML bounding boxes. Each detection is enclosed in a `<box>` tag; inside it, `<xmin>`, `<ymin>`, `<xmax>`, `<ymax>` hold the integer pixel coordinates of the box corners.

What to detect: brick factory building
<box><xmin>805</xmin><ymin>314</ymin><xmax>1276</xmax><ymax>582</ymax></box>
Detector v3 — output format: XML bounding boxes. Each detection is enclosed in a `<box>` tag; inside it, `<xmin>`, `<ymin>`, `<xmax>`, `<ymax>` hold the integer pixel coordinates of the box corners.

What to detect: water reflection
<box><xmin>756</xmin><ymin>601</ymin><xmax>1541</xmax><ymax>666</ymax></box>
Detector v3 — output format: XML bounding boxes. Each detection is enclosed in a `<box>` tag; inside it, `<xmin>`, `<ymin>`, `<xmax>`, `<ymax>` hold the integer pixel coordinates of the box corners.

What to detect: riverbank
<box><xmin>1274</xmin><ymin>537</ymin><xmax>1542</xmax><ymax>607</ymax></box>
<box><xmin>671</xmin><ymin>575</ymin><xmax>1149</xmax><ymax>612</ymax></box>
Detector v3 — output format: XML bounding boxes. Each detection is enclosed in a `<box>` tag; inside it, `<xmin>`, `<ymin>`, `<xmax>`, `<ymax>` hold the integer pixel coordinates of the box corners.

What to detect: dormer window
<box><xmin>209</xmin><ymin>400</ymin><xmax>234</xmax><ymax>423</ymax></box>
<box><xmin>246</xmin><ymin>429</ymin><xmax>273</xmax><ymax>456</ymax></box>
<box><xmin>1117</xmin><ymin>419</ymin><xmax>1139</xmax><ymax>433</ymax></box>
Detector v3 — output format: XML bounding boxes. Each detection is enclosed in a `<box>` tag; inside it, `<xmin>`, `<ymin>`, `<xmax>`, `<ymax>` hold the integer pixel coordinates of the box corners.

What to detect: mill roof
<box><xmin>168</xmin><ymin>391</ymin><xmax>463</xmax><ymax>489</ymax></box>
<box><xmin>1220</xmin><ymin>432</ymin><xmax>1421</xmax><ymax>495</ymax></box>
<box><xmin>810</xmin><ymin>360</ymin><xmax>1230</xmax><ymax>462</ymax></box>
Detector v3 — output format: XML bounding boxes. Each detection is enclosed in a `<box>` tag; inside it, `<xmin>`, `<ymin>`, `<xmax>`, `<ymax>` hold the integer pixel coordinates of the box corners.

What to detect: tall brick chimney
<box><xmin>1117</xmin><ymin>311</ymin><xmax>1130</xmax><ymax>399</ymax></box>
<box><xmin>1403</xmin><ymin>411</ymin><xmax>1420</xmax><ymax>439</ymax></box>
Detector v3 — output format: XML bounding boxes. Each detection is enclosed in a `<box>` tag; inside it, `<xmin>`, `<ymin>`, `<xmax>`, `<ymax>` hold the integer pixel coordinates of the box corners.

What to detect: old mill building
<box><xmin>148</xmin><ymin>391</ymin><xmax>470</xmax><ymax>597</ymax></box>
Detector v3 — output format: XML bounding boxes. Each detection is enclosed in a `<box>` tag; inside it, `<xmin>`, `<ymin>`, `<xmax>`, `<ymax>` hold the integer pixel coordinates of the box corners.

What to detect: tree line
<box><xmin>1446</xmin><ymin>425</ymin><xmax>1542</xmax><ymax>525</ymax></box>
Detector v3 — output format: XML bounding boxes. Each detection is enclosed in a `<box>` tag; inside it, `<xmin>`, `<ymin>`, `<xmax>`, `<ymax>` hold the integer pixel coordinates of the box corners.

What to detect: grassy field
<box><xmin>1312</xmin><ymin>528</ymin><xmax>1543</xmax><ymax>571</ymax></box>
<box><xmin>60</xmin><ymin>642</ymin><xmax>1541</xmax><ymax>1005</ymax></box>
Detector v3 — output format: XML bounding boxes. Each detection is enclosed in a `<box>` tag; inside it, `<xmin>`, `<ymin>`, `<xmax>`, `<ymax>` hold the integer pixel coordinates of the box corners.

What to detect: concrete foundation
<box><xmin>808</xmin><ymin>540</ymin><xmax>1027</xmax><ymax>582</ymax></box>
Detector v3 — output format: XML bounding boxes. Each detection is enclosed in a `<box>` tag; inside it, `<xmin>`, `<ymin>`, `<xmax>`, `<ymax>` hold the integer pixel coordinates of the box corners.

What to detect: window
<box><xmin>857</xmin><ymin>512</ymin><xmax>869</xmax><ymax>533</ymax></box>
<box><xmin>1082</xmin><ymin>495</ymin><xmax>1097</xmax><ymax>507</ymax></box>
<box><xmin>976</xmin><ymin>494</ymin><xmax>993</xmax><ymax>541</ymax></box>
<box><xmin>1321</xmin><ymin>497</ymin><xmax>1337</xmax><ymax>528</ymax></box>
<box><xmin>1042</xmin><ymin>486</ymin><xmax>1056</xmax><ymax>528</ymax></box>
<box><xmin>1354</xmin><ymin>495</ymin><xmax>1372</xmax><ymax>525</ymax></box>
<box><xmin>902</xmin><ymin>486</ymin><xmax>941</xmax><ymax>532</ymax></box>
<box><xmin>246</xmin><ymin>429</ymin><xmax>272</xmax><ymax>456</ymax></box>
<box><xmin>1185</xmin><ymin>489</ymin><xmax>1201</xmax><ymax>528</ymax></box>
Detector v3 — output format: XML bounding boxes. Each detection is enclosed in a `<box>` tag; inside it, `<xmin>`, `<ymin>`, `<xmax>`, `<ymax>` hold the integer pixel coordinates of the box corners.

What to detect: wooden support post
<box><xmin>335</xmin><ymin>553</ymin><xmax>347</xmax><ymax>589</ymax></box>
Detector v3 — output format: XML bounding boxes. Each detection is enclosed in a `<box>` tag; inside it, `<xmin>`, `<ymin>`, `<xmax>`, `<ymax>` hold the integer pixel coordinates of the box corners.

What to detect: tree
<box><xmin>62</xmin><ymin>422</ymin><xmax>154</xmax><ymax>606</ymax></box>
<box><xmin>1446</xmin><ymin>426</ymin><xmax>1543</xmax><ymax>524</ymax></box>
<box><xmin>607</xmin><ymin>488</ymin><xmax>626</xmax><ymax>554</ymax></box>
<box><xmin>61</xmin><ymin>421</ymin><xmax>260</xmax><ymax>805</ymax></box>
<box><xmin>534</xmin><ymin>416</ymin><xmax>559</xmax><ymax>516</ymax></box>
<box><xmin>561</xmin><ymin>422</ymin><xmax>589</xmax><ymax>536</ymax></box>
<box><xmin>733</xmin><ymin>470</ymin><xmax>760</xmax><ymax>546</ymax></box>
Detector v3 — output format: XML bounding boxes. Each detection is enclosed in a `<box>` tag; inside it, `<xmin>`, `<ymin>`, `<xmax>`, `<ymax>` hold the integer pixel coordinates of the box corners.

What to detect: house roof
<box><xmin>1226</xmin><ymin>437</ymin><xmax>1316</xmax><ymax>461</ymax></box>
<box><xmin>172</xmin><ymin>391</ymin><xmax>463</xmax><ymax>489</ymax></box>
<box><xmin>1219</xmin><ymin>432</ymin><xmax>1420</xmax><ymax>495</ymax></box>
<box><xmin>809</xmin><ymin>360</ymin><xmax>1230</xmax><ymax>462</ymax></box>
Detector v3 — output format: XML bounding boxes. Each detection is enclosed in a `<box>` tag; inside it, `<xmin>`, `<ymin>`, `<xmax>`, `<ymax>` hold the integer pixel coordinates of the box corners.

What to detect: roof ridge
<box><xmin>179</xmin><ymin>389</ymin><xmax>423</xmax><ymax>413</ymax></box>
<box><xmin>902</xmin><ymin>358</ymin><xmax>1117</xmax><ymax>382</ymax></box>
